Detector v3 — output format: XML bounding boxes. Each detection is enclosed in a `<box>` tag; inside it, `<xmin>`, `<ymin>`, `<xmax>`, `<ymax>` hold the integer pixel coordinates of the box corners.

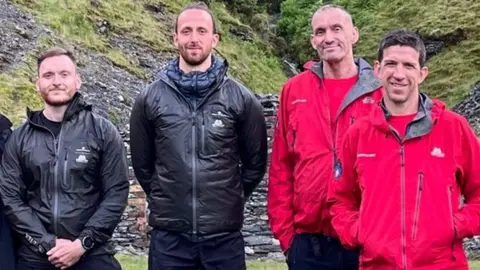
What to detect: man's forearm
<box><xmin>2</xmin><ymin>199</ymin><xmax>56</xmax><ymax>255</ymax></box>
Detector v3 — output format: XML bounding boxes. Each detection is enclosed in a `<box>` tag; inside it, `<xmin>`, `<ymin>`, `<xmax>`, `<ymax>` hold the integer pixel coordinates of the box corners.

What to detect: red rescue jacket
<box><xmin>328</xmin><ymin>94</ymin><xmax>480</xmax><ymax>270</ymax></box>
<box><xmin>267</xmin><ymin>58</ymin><xmax>383</xmax><ymax>251</ymax></box>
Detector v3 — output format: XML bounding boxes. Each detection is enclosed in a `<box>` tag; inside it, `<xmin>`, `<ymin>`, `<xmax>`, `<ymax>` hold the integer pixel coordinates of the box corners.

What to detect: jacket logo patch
<box><xmin>76</xmin><ymin>155</ymin><xmax>89</xmax><ymax>164</ymax></box>
<box><xmin>430</xmin><ymin>147</ymin><xmax>445</xmax><ymax>158</ymax></box>
<box><xmin>75</xmin><ymin>146</ymin><xmax>91</xmax><ymax>154</ymax></box>
<box><xmin>75</xmin><ymin>146</ymin><xmax>91</xmax><ymax>164</ymax></box>
<box><xmin>357</xmin><ymin>153</ymin><xmax>376</xmax><ymax>157</ymax></box>
<box><xmin>362</xmin><ymin>96</ymin><xmax>374</xmax><ymax>104</ymax></box>
<box><xmin>291</xmin><ymin>99</ymin><xmax>307</xmax><ymax>104</ymax></box>
<box><xmin>211</xmin><ymin>111</ymin><xmax>227</xmax><ymax>117</ymax></box>
<box><xmin>212</xmin><ymin>119</ymin><xmax>224</xmax><ymax>128</ymax></box>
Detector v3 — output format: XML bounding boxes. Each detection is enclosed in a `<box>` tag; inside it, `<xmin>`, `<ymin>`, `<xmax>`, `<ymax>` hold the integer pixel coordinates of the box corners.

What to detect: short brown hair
<box><xmin>174</xmin><ymin>2</ymin><xmax>218</xmax><ymax>34</ymax></box>
<box><xmin>37</xmin><ymin>47</ymin><xmax>76</xmax><ymax>72</ymax></box>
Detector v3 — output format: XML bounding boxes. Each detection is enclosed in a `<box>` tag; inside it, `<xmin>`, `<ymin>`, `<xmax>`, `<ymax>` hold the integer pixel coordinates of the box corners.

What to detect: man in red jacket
<box><xmin>327</xmin><ymin>29</ymin><xmax>480</xmax><ymax>270</ymax></box>
<box><xmin>267</xmin><ymin>4</ymin><xmax>383</xmax><ymax>269</ymax></box>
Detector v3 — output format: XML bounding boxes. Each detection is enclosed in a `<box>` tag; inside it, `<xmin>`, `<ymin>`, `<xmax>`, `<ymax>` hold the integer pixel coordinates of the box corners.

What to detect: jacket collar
<box><xmin>26</xmin><ymin>92</ymin><xmax>92</xmax><ymax>124</ymax></box>
<box><xmin>307</xmin><ymin>58</ymin><xmax>382</xmax><ymax>119</ymax></box>
<box><xmin>371</xmin><ymin>93</ymin><xmax>445</xmax><ymax>141</ymax></box>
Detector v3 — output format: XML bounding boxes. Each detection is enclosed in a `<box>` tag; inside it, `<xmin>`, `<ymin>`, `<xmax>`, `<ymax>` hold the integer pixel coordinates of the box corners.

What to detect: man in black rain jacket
<box><xmin>0</xmin><ymin>47</ymin><xmax>129</xmax><ymax>270</ymax></box>
<box><xmin>129</xmin><ymin>2</ymin><xmax>268</xmax><ymax>270</ymax></box>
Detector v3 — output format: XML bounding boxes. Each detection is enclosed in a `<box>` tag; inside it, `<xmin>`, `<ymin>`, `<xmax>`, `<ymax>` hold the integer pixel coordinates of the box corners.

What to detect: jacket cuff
<box><xmin>78</xmin><ymin>228</ymin><xmax>94</xmax><ymax>240</ymax></box>
<box><xmin>39</xmin><ymin>234</ymin><xmax>56</xmax><ymax>255</ymax></box>
<box><xmin>342</xmin><ymin>219</ymin><xmax>360</xmax><ymax>249</ymax></box>
<box><xmin>453</xmin><ymin>211</ymin><xmax>472</xmax><ymax>239</ymax></box>
<box><xmin>279</xmin><ymin>231</ymin><xmax>295</xmax><ymax>252</ymax></box>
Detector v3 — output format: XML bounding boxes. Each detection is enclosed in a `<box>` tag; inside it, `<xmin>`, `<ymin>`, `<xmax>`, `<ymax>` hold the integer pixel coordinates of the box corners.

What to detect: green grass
<box><xmin>10</xmin><ymin>0</ymin><xmax>287</xmax><ymax>95</ymax></box>
<box><xmin>115</xmin><ymin>255</ymin><xmax>480</xmax><ymax>269</ymax></box>
<box><xmin>116</xmin><ymin>255</ymin><xmax>288</xmax><ymax>270</ymax></box>
<box><xmin>338</xmin><ymin>0</ymin><xmax>480</xmax><ymax>108</ymax></box>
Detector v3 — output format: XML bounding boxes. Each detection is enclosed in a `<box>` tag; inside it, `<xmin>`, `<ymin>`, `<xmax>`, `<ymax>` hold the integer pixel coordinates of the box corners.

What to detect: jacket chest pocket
<box><xmin>199</xmin><ymin>108</ymin><xmax>236</xmax><ymax>158</ymax></box>
<box><xmin>62</xmin><ymin>140</ymin><xmax>101</xmax><ymax>190</ymax></box>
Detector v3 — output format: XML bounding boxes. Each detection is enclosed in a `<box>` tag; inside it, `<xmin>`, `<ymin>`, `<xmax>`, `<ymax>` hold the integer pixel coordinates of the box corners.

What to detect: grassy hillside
<box><xmin>280</xmin><ymin>0</ymin><xmax>479</xmax><ymax>108</ymax></box>
<box><xmin>1</xmin><ymin>0</ymin><xmax>287</xmax><ymax>125</ymax></box>
<box><xmin>339</xmin><ymin>0</ymin><xmax>480</xmax><ymax>107</ymax></box>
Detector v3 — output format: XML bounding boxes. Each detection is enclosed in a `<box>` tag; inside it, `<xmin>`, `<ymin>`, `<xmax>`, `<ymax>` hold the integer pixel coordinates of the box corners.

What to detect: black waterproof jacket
<box><xmin>0</xmin><ymin>113</ymin><xmax>15</xmax><ymax>269</ymax></box>
<box><xmin>0</xmin><ymin>93</ymin><xmax>129</xmax><ymax>262</ymax></box>
<box><xmin>129</xmin><ymin>57</ymin><xmax>268</xmax><ymax>238</ymax></box>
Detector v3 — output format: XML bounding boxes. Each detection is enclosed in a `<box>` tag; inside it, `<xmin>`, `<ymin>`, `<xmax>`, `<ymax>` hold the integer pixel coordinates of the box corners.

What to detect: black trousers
<box><xmin>148</xmin><ymin>230</ymin><xmax>246</xmax><ymax>270</ymax></box>
<box><xmin>287</xmin><ymin>233</ymin><xmax>359</xmax><ymax>270</ymax></box>
<box><xmin>16</xmin><ymin>254</ymin><xmax>121</xmax><ymax>270</ymax></box>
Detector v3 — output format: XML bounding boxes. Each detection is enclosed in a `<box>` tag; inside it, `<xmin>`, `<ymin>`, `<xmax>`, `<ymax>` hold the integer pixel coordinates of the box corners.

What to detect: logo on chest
<box><xmin>74</xmin><ymin>146</ymin><xmax>91</xmax><ymax>164</ymax></box>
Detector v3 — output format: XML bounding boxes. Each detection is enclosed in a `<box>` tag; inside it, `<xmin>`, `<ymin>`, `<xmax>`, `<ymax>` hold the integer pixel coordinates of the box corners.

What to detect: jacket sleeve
<box><xmin>266</xmin><ymin>83</ymin><xmax>295</xmax><ymax>252</ymax></box>
<box><xmin>0</xmin><ymin>129</ymin><xmax>57</xmax><ymax>255</ymax></box>
<box><xmin>238</xmin><ymin>93</ymin><xmax>268</xmax><ymax>199</ymax></box>
<box><xmin>326</xmin><ymin>126</ymin><xmax>361</xmax><ymax>249</ymax></box>
<box><xmin>453</xmin><ymin>116</ymin><xmax>480</xmax><ymax>239</ymax></box>
<box><xmin>0</xmin><ymin>114</ymin><xmax>12</xmax><ymax>163</ymax></box>
<box><xmin>78</xmin><ymin>120</ymin><xmax>129</xmax><ymax>245</ymax></box>
<box><xmin>129</xmin><ymin>89</ymin><xmax>156</xmax><ymax>196</ymax></box>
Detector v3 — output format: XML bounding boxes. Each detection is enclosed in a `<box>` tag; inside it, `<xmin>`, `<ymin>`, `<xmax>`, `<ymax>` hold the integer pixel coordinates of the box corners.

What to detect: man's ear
<box><xmin>310</xmin><ymin>33</ymin><xmax>317</xmax><ymax>50</ymax></box>
<box><xmin>419</xmin><ymin>66</ymin><xmax>429</xmax><ymax>84</ymax></box>
<box><xmin>35</xmin><ymin>76</ymin><xmax>40</xmax><ymax>93</ymax></box>
<box><xmin>173</xmin><ymin>33</ymin><xmax>178</xmax><ymax>47</ymax></box>
<box><xmin>374</xmin><ymin>61</ymin><xmax>381</xmax><ymax>77</ymax></box>
<box><xmin>75</xmin><ymin>73</ymin><xmax>82</xmax><ymax>90</ymax></box>
<box><xmin>212</xmin><ymin>33</ymin><xmax>220</xmax><ymax>48</ymax></box>
<box><xmin>352</xmin><ymin>26</ymin><xmax>360</xmax><ymax>45</ymax></box>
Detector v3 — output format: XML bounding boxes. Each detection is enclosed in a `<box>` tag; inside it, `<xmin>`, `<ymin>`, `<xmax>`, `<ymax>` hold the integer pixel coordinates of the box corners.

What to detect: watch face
<box><xmin>83</xmin><ymin>237</ymin><xmax>94</xmax><ymax>249</ymax></box>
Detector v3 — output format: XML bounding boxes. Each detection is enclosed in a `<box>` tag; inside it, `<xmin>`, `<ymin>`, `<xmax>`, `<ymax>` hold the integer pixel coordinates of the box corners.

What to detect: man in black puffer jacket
<box><xmin>129</xmin><ymin>2</ymin><xmax>268</xmax><ymax>270</ymax></box>
<box><xmin>0</xmin><ymin>47</ymin><xmax>129</xmax><ymax>270</ymax></box>
<box><xmin>0</xmin><ymin>113</ymin><xmax>15</xmax><ymax>270</ymax></box>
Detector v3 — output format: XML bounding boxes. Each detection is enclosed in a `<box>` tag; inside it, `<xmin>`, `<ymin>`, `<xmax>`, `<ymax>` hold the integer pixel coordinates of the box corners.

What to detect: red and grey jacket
<box><xmin>267</xmin><ymin>58</ymin><xmax>383</xmax><ymax>252</ymax></box>
<box><xmin>328</xmin><ymin>94</ymin><xmax>480</xmax><ymax>270</ymax></box>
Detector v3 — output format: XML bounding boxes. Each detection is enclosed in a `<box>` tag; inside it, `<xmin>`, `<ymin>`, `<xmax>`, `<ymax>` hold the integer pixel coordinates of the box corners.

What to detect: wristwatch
<box><xmin>80</xmin><ymin>236</ymin><xmax>95</xmax><ymax>251</ymax></box>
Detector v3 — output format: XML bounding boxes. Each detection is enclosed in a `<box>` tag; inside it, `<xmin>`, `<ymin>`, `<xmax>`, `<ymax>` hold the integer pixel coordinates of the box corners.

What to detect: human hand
<box><xmin>47</xmin><ymin>239</ymin><xmax>85</xmax><ymax>269</ymax></box>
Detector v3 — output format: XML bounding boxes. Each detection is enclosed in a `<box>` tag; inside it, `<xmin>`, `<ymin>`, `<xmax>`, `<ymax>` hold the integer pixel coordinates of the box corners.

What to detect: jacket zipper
<box><xmin>322</xmin><ymin>85</ymin><xmax>341</xmax><ymax>166</ymax></box>
<box><xmin>63</xmin><ymin>152</ymin><xmax>68</xmax><ymax>189</ymax></box>
<box><xmin>400</xmin><ymin>145</ymin><xmax>407</xmax><ymax>270</ymax></box>
<box><xmin>412</xmin><ymin>172</ymin><xmax>423</xmax><ymax>241</ymax></box>
<box><xmin>291</xmin><ymin>130</ymin><xmax>296</xmax><ymax>150</ymax></box>
<box><xmin>201</xmin><ymin>117</ymin><xmax>205</xmax><ymax>153</ymax></box>
<box><xmin>25</xmin><ymin>120</ymin><xmax>64</xmax><ymax>235</ymax></box>
<box><xmin>53</xmin><ymin>128</ymin><xmax>64</xmax><ymax>235</ymax></box>
<box><xmin>191</xmin><ymin>100</ymin><xmax>198</xmax><ymax>238</ymax></box>
<box><xmin>447</xmin><ymin>186</ymin><xmax>456</xmax><ymax>261</ymax></box>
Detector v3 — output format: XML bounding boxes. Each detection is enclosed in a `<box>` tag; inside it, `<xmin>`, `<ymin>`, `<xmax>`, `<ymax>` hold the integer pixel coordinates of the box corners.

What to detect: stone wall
<box><xmin>111</xmin><ymin>94</ymin><xmax>283</xmax><ymax>260</ymax></box>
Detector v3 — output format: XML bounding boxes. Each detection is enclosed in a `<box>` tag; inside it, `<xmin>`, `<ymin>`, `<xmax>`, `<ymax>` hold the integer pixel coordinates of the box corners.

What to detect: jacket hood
<box><xmin>26</xmin><ymin>92</ymin><xmax>92</xmax><ymax>125</ymax></box>
<box><xmin>371</xmin><ymin>93</ymin><xmax>446</xmax><ymax>140</ymax></box>
<box><xmin>162</xmin><ymin>55</ymin><xmax>229</xmax><ymax>99</ymax></box>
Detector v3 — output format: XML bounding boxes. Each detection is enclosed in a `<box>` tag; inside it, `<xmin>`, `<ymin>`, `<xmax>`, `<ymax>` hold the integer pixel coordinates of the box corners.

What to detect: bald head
<box><xmin>311</xmin><ymin>4</ymin><xmax>354</xmax><ymax>30</ymax></box>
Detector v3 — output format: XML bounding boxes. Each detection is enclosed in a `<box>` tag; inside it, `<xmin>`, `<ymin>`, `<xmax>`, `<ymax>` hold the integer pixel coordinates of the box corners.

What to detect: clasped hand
<box><xmin>47</xmin><ymin>238</ymin><xmax>86</xmax><ymax>269</ymax></box>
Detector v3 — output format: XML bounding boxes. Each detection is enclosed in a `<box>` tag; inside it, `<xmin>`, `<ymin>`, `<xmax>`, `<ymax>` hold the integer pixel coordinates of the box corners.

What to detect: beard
<box><xmin>179</xmin><ymin>45</ymin><xmax>211</xmax><ymax>66</ymax></box>
<box><xmin>39</xmin><ymin>89</ymin><xmax>73</xmax><ymax>106</ymax></box>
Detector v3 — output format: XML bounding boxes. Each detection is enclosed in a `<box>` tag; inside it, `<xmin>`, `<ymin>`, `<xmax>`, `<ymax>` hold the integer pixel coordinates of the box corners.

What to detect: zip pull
<box><xmin>418</xmin><ymin>172</ymin><xmax>424</xmax><ymax>191</ymax></box>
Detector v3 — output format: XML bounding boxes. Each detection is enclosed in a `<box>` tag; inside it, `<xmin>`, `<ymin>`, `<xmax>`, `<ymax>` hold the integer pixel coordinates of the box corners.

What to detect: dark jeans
<box><xmin>148</xmin><ymin>230</ymin><xmax>246</xmax><ymax>270</ymax></box>
<box><xmin>287</xmin><ymin>233</ymin><xmax>359</xmax><ymax>270</ymax></box>
<box><xmin>16</xmin><ymin>255</ymin><xmax>121</xmax><ymax>270</ymax></box>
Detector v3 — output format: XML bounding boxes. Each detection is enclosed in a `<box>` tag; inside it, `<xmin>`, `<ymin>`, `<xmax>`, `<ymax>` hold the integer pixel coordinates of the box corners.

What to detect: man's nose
<box><xmin>52</xmin><ymin>74</ymin><xmax>62</xmax><ymax>86</ymax></box>
<box><xmin>392</xmin><ymin>66</ymin><xmax>406</xmax><ymax>80</ymax></box>
<box><xmin>324</xmin><ymin>30</ymin><xmax>335</xmax><ymax>43</ymax></box>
